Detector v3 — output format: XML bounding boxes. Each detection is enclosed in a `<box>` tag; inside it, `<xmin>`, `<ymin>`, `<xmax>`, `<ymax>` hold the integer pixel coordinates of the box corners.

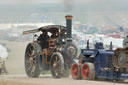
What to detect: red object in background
<box><xmin>108</xmin><ymin>34</ymin><xmax>120</xmax><ymax>38</ymax></box>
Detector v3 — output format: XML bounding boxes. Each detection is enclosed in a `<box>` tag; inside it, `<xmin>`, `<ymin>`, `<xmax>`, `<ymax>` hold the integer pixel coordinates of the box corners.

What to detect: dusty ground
<box><xmin>4</xmin><ymin>40</ymin><xmax>28</xmax><ymax>74</ymax></box>
<box><xmin>0</xmin><ymin>40</ymin><xmax>128</xmax><ymax>85</ymax></box>
<box><xmin>0</xmin><ymin>75</ymin><xmax>128</xmax><ymax>85</ymax></box>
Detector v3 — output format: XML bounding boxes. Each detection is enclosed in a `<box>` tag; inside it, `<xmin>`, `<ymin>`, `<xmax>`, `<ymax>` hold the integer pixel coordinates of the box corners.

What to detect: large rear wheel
<box><xmin>25</xmin><ymin>43</ymin><xmax>41</xmax><ymax>78</ymax></box>
<box><xmin>50</xmin><ymin>52</ymin><xmax>64</xmax><ymax>78</ymax></box>
<box><xmin>81</xmin><ymin>63</ymin><xmax>95</xmax><ymax>80</ymax></box>
<box><xmin>71</xmin><ymin>63</ymin><xmax>81</xmax><ymax>79</ymax></box>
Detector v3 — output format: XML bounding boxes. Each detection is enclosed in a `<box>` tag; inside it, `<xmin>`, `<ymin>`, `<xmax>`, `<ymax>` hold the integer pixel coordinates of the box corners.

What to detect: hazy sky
<box><xmin>0</xmin><ymin>0</ymin><xmax>89</xmax><ymax>4</ymax></box>
<box><xmin>0</xmin><ymin>0</ymin><xmax>127</xmax><ymax>24</ymax></box>
<box><xmin>0</xmin><ymin>0</ymin><xmax>128</xmax><ymax>12</ymax></box>
<box><xmin>0</xmin><ymin>0</ymin><xmax>127</xmax><ymax>10</ymax></box>
<box><xmin>0</xmin><ymin>0</ymin><xmax>127</xmax><ymax>4</ymax></box>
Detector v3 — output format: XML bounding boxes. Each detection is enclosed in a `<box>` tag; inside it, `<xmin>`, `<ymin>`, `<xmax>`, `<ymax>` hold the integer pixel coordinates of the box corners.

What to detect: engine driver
<box><xmin>38</xmin><ymin>30</ymin><xmax>49</xmax><ymax>49</ymax></box>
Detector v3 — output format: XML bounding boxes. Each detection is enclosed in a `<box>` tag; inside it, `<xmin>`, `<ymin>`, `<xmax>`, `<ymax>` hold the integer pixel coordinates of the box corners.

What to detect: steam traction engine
<box><xmin>23</xmin><ymin>15</ymin><xmax>77</xmax><ymax>78</ymax></box>
<box><xmin>72</xmin><ymin>38</ymin><xmax>128</xmax><ymax>81</ymax></box>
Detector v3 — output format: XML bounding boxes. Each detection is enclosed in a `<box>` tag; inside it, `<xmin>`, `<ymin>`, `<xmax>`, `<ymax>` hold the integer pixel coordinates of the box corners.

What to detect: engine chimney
<box><xmin>65</xmin><ymin>15</ymin><xmax>73</xmax><ymax>39</ymax></box>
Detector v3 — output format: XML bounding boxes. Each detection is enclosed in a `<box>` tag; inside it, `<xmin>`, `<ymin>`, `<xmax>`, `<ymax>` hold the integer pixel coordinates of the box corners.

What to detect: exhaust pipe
<box><xmin>65</xmin><ymin>15</ymin><xmax>73</xmax><ymax>39</ymax></box>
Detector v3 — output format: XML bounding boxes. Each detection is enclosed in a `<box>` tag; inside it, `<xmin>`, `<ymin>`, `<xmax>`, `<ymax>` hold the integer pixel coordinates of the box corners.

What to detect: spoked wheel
<box><xmin>50</xmin><ymin>52</ymin><xmax>64</xmax><ymax>78</ymax></box>
<box><xmin>25</xmin><ymin>43</ymin><xmax>41</xmax><ymax>78</ymax></box>
<box><xmin>81</xmin><ymin>63</ymin><xmax>95</xmax><ymax>80</ymax></box>
<box><xmin>71</xmin><ymin>63</ymin><xmax>81</xmax><ymax>79</ymax></box>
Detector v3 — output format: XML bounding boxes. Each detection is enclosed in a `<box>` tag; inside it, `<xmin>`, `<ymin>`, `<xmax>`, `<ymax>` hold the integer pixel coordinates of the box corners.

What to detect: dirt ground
<box><xmin>0</xmin><ymin>40</ymin><xmax>128</xmax><ymax>85</ymax></box>
<box><xmin>0</xmin><ymin>75</ymin><xmax>128</xmax><ymax>85</ymax></box>
<box><xmin>4</xmin><ymin>40</ymin><xmax>28</xmax><ymax>74</ymax></box>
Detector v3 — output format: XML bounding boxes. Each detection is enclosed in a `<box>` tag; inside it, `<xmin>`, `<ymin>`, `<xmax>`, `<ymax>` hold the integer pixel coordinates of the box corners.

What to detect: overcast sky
<box><xmin>0</xmin><ymin>0</ymin><xmax>88</xmax><ymax>4</ymax></box>
<box><xmin>0</xmin><ymin>0</ymin><xmax>128</xmax><ymax>12</ymax></box>
<box><xmin>0</xmin><ymin>0</ymin><xmax>127</xmax><ymax>4</ymax></box>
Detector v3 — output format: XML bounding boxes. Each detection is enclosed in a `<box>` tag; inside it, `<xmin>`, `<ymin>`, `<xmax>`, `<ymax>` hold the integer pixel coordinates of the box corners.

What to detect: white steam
<box><xmin>0</xmin><ymin>44</ymin><xmax>8</xmax><ymax>61</ymax></box>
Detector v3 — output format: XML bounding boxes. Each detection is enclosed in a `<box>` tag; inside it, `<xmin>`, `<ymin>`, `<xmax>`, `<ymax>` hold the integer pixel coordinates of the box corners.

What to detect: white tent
<box><xmin>103</xmin><ymin>37</ymin><xmax>123</xmax><ymax>48</ymax></box>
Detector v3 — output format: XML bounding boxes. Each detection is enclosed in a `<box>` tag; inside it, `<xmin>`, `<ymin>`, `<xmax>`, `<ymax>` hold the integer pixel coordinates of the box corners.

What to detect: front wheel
<box><xmin>50</xmin><ymin>52</ymin><xmax>64</xmax><ymax>78</ymax></box>
<box><xmin>25</xmin><ymin>43</ymin><xmax>41</xmax><ymax>78</ymax></box>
